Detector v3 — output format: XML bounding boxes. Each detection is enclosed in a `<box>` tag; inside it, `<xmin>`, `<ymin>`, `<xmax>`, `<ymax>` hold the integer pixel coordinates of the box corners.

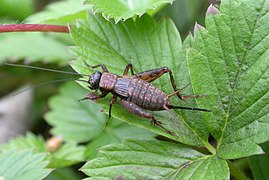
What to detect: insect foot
<box><xmin>150</xmin><ymin>117</ymin><xmax>177</xmax><ymax>137</ymax></box>
<box><xmin>150</xmin><ymin>118</ymin><xmax>163</xmax><ymax>126</ymax></box>
<box><xmin>79</xmin><ymin>92</ymin><xmax>99</xmax><ymax>102</ymax></box>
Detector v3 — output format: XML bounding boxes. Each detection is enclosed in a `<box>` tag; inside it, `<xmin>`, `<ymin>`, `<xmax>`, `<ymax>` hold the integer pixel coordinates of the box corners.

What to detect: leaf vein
<box><xmin>224</xmin><ymin>92</ymin><xmax>269</xmax><ymax>140</ymax></box>
<box><xmin>221</xmin><ymin>0</ymin><xmax>266</xmax><ymax>145</ymax></box>
<box><xmin>89</xmin><ymin>162</ymin><xmax>176</xmax><ymax>170</ymax></box>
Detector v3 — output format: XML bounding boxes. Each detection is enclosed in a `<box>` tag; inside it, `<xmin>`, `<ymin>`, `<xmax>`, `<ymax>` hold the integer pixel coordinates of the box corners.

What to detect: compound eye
<box><xmin>89</xmin><ymin>71</ymin><xmax>102</xmax><ymax>89</ymax></box>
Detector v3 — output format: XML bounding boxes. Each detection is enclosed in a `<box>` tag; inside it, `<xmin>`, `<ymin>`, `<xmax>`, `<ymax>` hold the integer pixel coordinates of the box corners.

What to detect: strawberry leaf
<box><xmin>85</xmin><ymin>0</ymin><xmax>174</xmax><ymax>22</ymax></box>
<box><xmin>0</xmin><ymin>150</ymin><xmax>52</xmax><ymax>179</ymax></box>
<box><xmin>45</xmin><ymin>82</ymin><xmax>107</xmax><ymax>143</ymax></box>
<box><xmin>81</xmin><ymin>139</ymin><xmax>229</xmax><ymax>179</ymax></box>
<box><xmin>188</xmin><ymin>0</ymin><xmax>269</xmax><ymax>158</ymax></box>
<box><xmin>1</xmin><ymin>132</ymin><xmax>86</xmax><ymax>168</ymax></box>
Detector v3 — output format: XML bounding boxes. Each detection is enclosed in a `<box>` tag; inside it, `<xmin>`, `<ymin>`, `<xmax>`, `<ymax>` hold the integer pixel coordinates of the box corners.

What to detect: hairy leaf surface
<box><xmin>84</xmin><ymin>119</ymin><xmax>155</xmax><ymax>159</ymax></box>
<box><xmin>1</xmin><ymin>132</ymin><xmax>85</xmax><ymax>168</ymax></box>
<box><xmin>81</xmin><ymin>139</ymin><xmax>229</xmax><ymax>179</ymax></box>
<box><xmin>188</xmin><ymin>0</ymin><xmax>269</xmax><ymax>158</ymax></box>
<box><xmin>85</xmin><ymin>0</ymin><xmax>174</xmax><ymax>22</ymax></box>
<box><xmin>0</xmin><ymin>150</ymin><xmax>52</xmax><ymax>180</ymax></box>
<box><xmin>1</xmin><ymin>132</ymin><xmax>46</xmax><ymax>152</ymax></box>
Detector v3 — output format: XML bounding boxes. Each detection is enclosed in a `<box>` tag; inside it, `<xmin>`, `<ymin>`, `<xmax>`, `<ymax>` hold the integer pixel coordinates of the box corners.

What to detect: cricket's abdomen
<box><xmin>128</xmin><ymin>78</ymin><xmax>169</xmax><ymax>110</ymax></box>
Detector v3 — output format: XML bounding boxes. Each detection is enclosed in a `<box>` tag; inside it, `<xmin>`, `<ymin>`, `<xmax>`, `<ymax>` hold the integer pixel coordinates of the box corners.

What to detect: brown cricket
<box><xmin>80</xmin><ymin>63</ymin><xmax>210</xmax><ymax>136</ymax></box>
<box><xmin>5</xmin><ymin>62</ymin><xmax>210</xmax><ymax>136</ymax></box>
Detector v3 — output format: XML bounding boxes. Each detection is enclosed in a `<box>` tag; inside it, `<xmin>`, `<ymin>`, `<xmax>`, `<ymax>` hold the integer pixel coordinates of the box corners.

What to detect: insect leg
<box><xmin>120</xmin><ymin>99</ymin><xmax>175</xmax><ymax>136</ymax></box>
<box><xmin>109</xmin><ymin>95</ymin><xmax>117</xmax><ymax>118</ymax></box>
<box><xmin>165</xmin><ymin>70</ymin><xmax>207</xmax><ymax>100</ymax></box>
<box><xmin>136</xmin><ymin>67</ymin><xmax>190</xmax><ymax>100</ymax></box>
<box><xmin>134</xmin><ymin>67</ymin><xmax>183</xmax><ymax>99</ymax></box>
<box><xmin>79</xmin><ymin>90</ymin><xmax>109</xmax><ymax>101</ymax></box>
<box><xmin>134</xmin><ymin>67</ymin><xmax>170</xmax><ymax>83</ymax></box>
<box><xmin>84</xmin><ymin>62</ymin><xmax>109</xmax><ymax>73</ymax></box>
<box><xmin>123</xmin><ymin>63</ymin><xmax>134</xmax><ymax>75</ymax></box>
<box><xmin>136</xmin><ymin>67</ymin><xmax>204</xmax><ymax>101</ymax></box>
<box><xmin>165</xmin><ymin>68</ymin><xmax>185</xmax><ymax>100</ymax></box>
<box><xmin>167</xmin><ymin>83</ymin><xmax>206</xmax><ymax>101</ymax></box>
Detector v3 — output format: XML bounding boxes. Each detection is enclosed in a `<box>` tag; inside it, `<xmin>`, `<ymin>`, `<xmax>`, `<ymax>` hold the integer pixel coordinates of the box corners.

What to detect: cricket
<box><xmin>6</xmin><ymin>62</ymin><xmax>211</xmax><ymax>136</ymax></box>
<box><xmin>79</xmin><ymin>63</ymin><xmax>211</xmax><ymax>136</ymax></box>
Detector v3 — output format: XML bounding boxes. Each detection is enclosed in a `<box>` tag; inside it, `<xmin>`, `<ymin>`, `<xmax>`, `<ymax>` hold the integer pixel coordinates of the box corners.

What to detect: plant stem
<box><xmin>227</xmin><ymin>160</ymin><xmax>249</xmax><ymax>180</ymax></box>
<box><xmin>0</xmin><ymin>24</ymin><xmax>69</xmax><ymax>33</ymax></box>
<box><xmin>204</xmin><ymin>142</ymin><xmax>216</xmax><ymax>154</ymax></box>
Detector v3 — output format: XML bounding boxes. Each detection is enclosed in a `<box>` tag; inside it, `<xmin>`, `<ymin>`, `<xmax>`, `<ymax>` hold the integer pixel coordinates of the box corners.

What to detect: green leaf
<box><xmin>48</xmin><ymin>143</ymin><xmax>85</xmax><ymax>168</ymax></box>
<box><xmin>85</xmin><ymin>0</ymin><xmax>175</xmax><ymax>22</ymax></box>
<box><xmin>0</xmin><ymin>150</ymin><xmax>52</xmax><ymax>180</ymax></box>
<box><xmin>85</xmin><ymin>119</ymin><xmax>155</xmax><ymax>159</ymax></box>
<box><xmin>1</xmin><ymin>132</ymin><xmax>85</xmax><ymax>168</ymax></box>
<box><xmin>70</xmin><ymin>13</ymin><xmax>209</xmax><ymax>146</ymax></box>
<box><xmin>26</xmin><ymin>0</ymin><xmax>88</xmax><ymax>24</ymax></box>
<box><xmin>187</xmin><ymin>0</ymin><xmax>269</xmax><ymax>158</ymax></box>
<box><xmin>45</xmin><ymin>82</ymin><xmax>107</xmax><ymax>143</ymax></box>
<box><xmin>0</xmin><ymin>0</ymin><xmax>34</xmax><ymax>20</ymax></box>
<box><xmin>1</xmin><ymin>132</ymin><xmax>46</xmax><ymax>152</ymax></box>
<box><xmin>248</xmin><ymin>142</ymin><xmax>269</xmax><ymax>180</ymax></box>
<box><xmin>81</xmin><ymin>139</ymin><xmax>229</xmax><ymax>179</ymax></box>
<box><xmin>0</xmin><ymin>33</ymin><xmax>73</xmax><ymax>64</ymax></box>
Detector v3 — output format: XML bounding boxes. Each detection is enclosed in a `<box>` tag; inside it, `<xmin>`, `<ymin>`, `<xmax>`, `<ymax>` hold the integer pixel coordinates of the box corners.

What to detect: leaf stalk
<box><xmin>203</xmin><ymin>142</ymin><xmax>216</xmax><ymax>155</ymax></box>
<box><xmin>0</xmin><ymin>24</ymin><xmax>69</xmax><ymax>33</ymax></box>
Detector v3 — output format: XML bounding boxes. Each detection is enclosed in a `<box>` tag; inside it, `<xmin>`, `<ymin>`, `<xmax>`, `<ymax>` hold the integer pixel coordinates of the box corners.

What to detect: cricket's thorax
<box><xmin>114</xmin><ymin>77</ymin><xmax>132</xmax><ymax>98</ymax></box>
<box><xmin>99</xmin><ymin>72</ymin><xmax>117</xmax><ymax>90</ymax></box>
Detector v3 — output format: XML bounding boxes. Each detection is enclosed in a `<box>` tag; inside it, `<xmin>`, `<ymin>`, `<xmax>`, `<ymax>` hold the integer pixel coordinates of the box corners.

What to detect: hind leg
<box><xmin>84</xmin><ymin>61</ymin><xmax>109</xmax><ymax>73</ymax></box>
<box><xmin>125</xmin><ymin>65</ymin><xmax>204</xmax><ymax>101</ymax></box>
<box><xmin>120</xmin><ymin>99</ymin><xmax>175</xmax><ymax>136</ymax></box>
<box><xmin>167</xmin><ymin>83</ymin><xmax>206</xmax><ymax>102</ymax></box>
<box><xmin>134</xmin><ymin>67</ymin><xmax>187</xmax><ymax>100</ymax></box>
<box><xmin>134</xmin><ymin>67</ymin><xmax>170</xmax><ymax>83</ymax></box>
<box><xmin>123</xmin><ymin>63</ymin><xmax>134</xmax><ymax>75</ymax></box>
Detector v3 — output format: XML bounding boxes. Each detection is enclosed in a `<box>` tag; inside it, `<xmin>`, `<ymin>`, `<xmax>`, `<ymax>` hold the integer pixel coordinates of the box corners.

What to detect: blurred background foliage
<box><xmin>0</xmin><ymin>0</ymin><xmax>236</xmax><ymax>179</ymax></box>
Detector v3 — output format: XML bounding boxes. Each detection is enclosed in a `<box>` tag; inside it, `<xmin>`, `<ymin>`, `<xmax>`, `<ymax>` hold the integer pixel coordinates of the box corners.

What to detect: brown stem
<box><xmin>0</xmin><ymin>24</ymin><xmax>69</xmax><ymax>33</ymax></box>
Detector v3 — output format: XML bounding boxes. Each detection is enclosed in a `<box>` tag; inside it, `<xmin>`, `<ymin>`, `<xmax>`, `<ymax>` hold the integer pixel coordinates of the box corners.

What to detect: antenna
<box><xmin>5</xmin><ymin>63</ymin><xmax>90</xmax><ymax>77</ymax></box>
<box><xmin>11</xmin><ymin>78</ymin><xmax>78</xmax><ymax>96</ymax></box>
